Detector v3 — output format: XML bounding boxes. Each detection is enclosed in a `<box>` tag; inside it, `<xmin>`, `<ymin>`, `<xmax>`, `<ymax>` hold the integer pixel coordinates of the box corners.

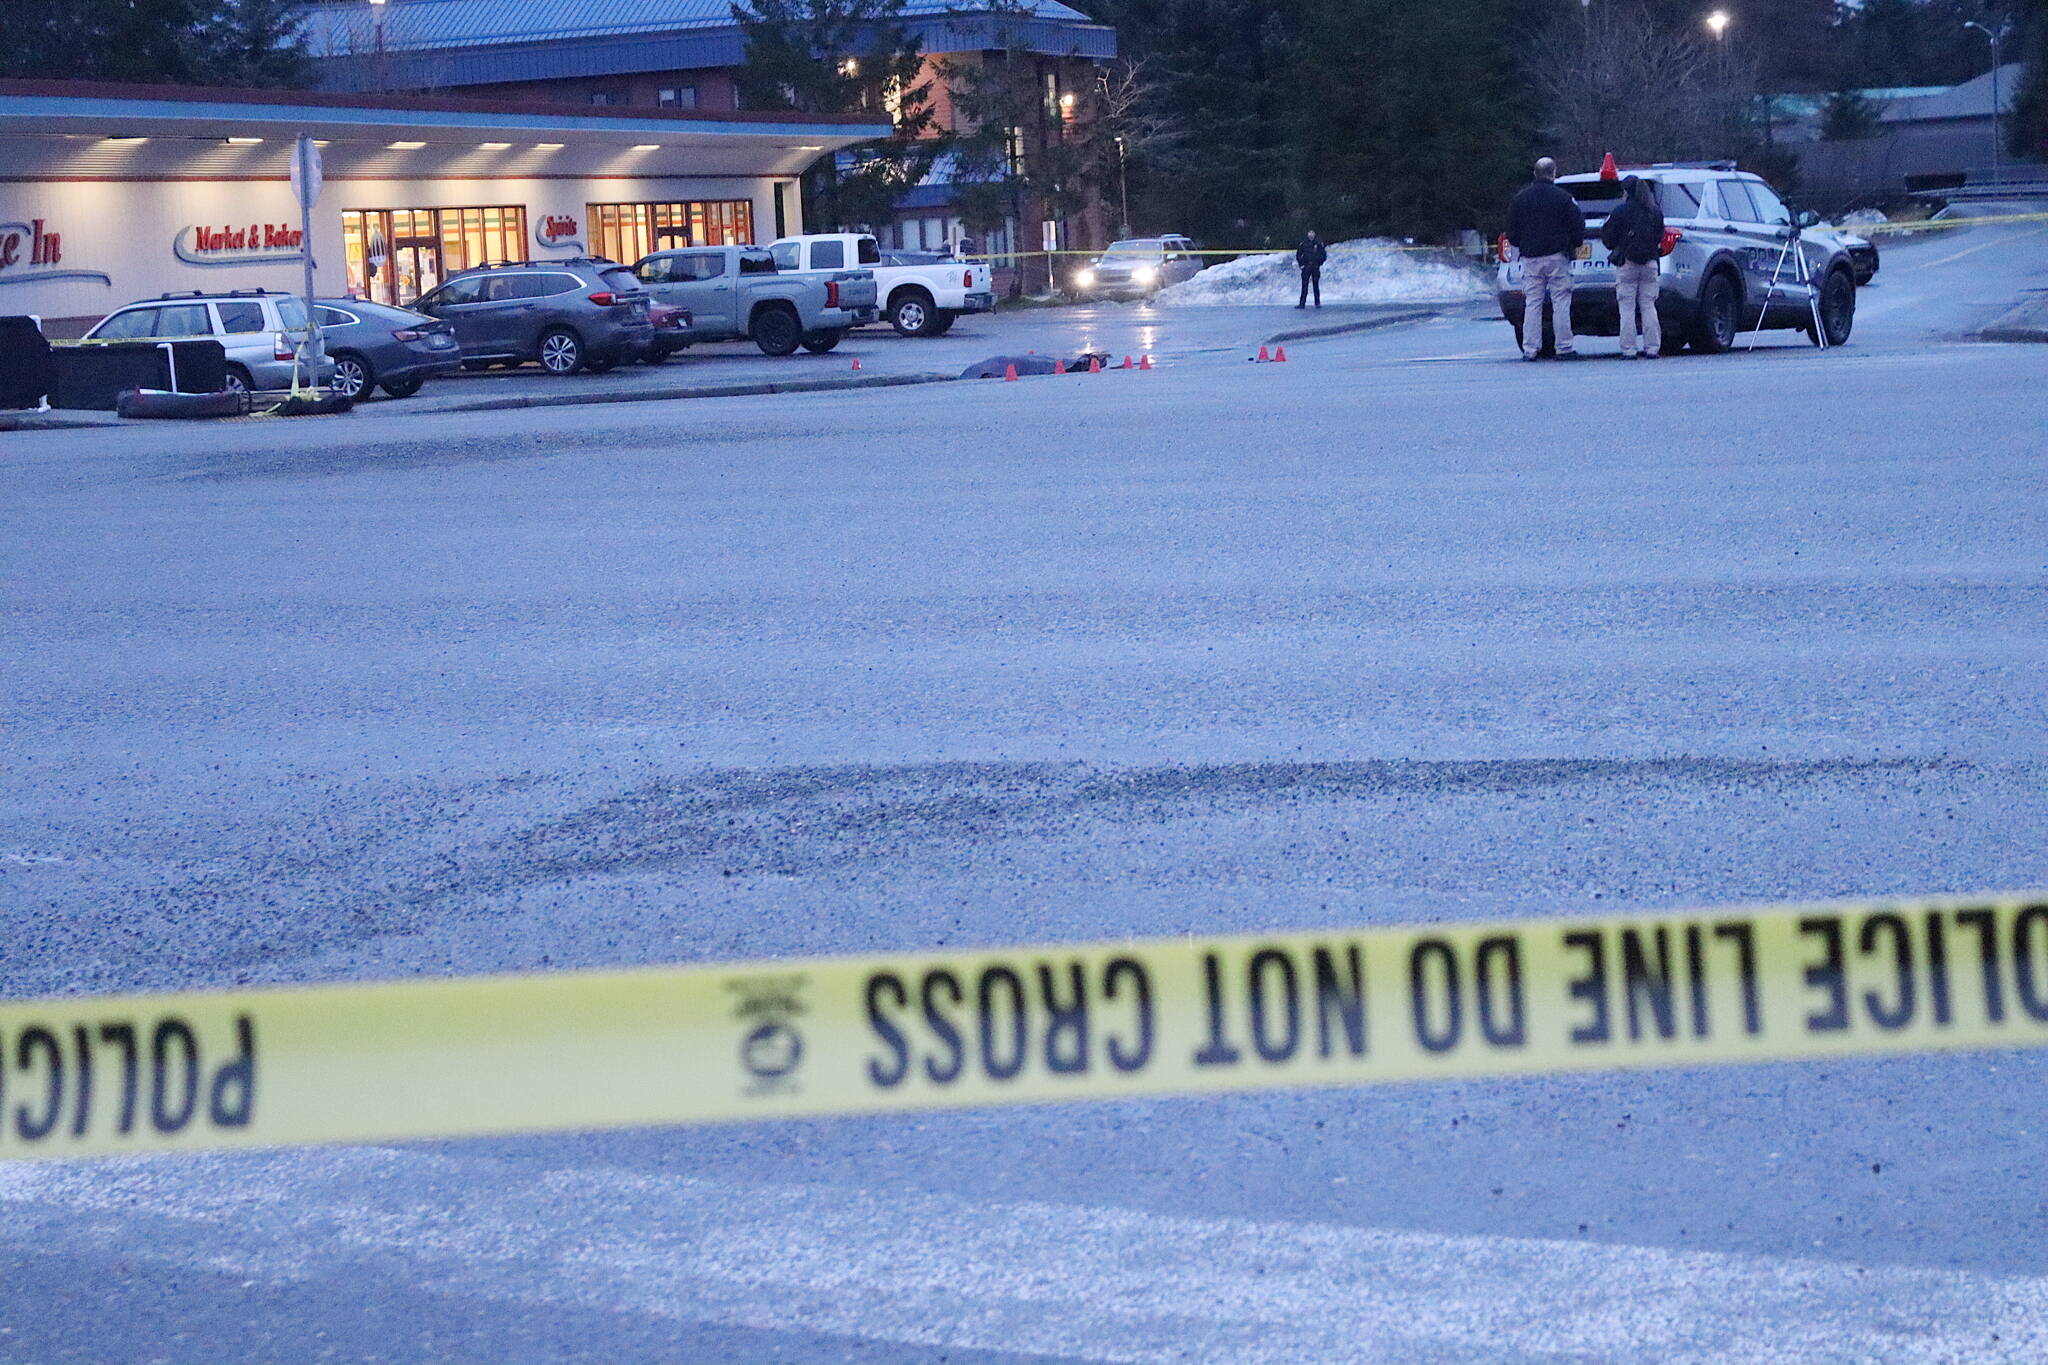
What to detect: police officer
<box><xmin>1505</xmin><ymin>157</ymin><xmax>1587</xmax><ymax>359</ymax></box>
<box><xmin>1295</xmin><ymin>230</ymin><xmax>1328</xmax><ymax>309</ymax></box>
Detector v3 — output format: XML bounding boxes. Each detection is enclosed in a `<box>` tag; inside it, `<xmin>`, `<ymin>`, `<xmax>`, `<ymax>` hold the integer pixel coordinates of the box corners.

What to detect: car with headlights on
<box><xmin>1071</xmin><ymin>236</ymin><xmax>1204</xmax><ymax>301</ymax></box>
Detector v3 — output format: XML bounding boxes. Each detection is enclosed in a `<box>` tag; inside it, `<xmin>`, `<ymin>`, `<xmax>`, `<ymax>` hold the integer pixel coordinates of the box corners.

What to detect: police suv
<box><xmin>1497</xmin><ymin>162</ymin><xmax>1860</xmax><ymax>354</ymax></box>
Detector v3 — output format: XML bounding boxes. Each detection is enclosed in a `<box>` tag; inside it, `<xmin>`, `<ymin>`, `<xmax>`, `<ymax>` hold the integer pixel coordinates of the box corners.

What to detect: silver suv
<box><xmin>410</xmin><ymin>258</ymin><xmax>654</xmax><ymax>375</ymax></box>
<box><xmin>1497</xmin><ymin>163</ymin><xmax>1859</xmax><ymax>354</ymax></box>
<box><xmin>83</xmin><ymin>289</ymin><xmax>332</xmax><ymax>392</ymax></box>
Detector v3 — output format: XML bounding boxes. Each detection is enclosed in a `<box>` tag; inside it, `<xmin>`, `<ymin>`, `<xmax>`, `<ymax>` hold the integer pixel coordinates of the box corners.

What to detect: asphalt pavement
<box><xmin>2</xmin><ymin>219</ymin><xmax>2046</xmax><ymax>1363</ymax></box>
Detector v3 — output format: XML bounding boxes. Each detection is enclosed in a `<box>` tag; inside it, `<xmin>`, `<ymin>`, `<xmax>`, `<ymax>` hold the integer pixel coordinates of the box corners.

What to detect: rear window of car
<box><xmin>217</xmin><ymin>301</ymin><xmax>268</xmax><ymax>333</ymax></box>
<box><xmin>858</xmin><ymin>237</ymin><xmax>880</xmax><ymax>265</ymax></box>
<box><xmin>740</xmin><ymin>251</ymin><xmax>778</xmax><ymax>275</ymax></box>
<box><xmin>1567</xmin><ymin>183</ymin><xmax>1627</xmax><ymax>214</ymax></box>
<box><xmin>769</xmin><ymin>243</ymin><xmax>799</xmax><ymax>271</ymax></box>
<box><xmin>812</xmin><ymin>240</ymin><xmax>846</xmax><ymax>270</ymax></box>
<box><xmin>154</xmin><ymin>303</ymin><xmax>212</xmax><ymax>337</ymax></box>
<box><xmin>275</xmin><ymin>298</ymin><xmax>309</xmax><ymax>330</ymax></box>
<box><xmin>1716</xmin><ymin>181</ymin><xmax>1761</xmax><ymax>222</ymax></box>
<box><xmin>600</xmin><ymin>268</ymin><xmax>642</xmax><ymax>294</ymax></box>
<box><xmin>1657</xmin><ymin>181</ymin><xmax>1702</xmax><ymax>217</ymax></box>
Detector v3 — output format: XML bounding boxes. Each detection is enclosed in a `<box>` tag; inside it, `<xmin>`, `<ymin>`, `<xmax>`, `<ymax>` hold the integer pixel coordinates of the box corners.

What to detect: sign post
<box><xmin>288</xmin><ymin>134</ymin><xmax>323</xmax><ymax>394</ymax></box>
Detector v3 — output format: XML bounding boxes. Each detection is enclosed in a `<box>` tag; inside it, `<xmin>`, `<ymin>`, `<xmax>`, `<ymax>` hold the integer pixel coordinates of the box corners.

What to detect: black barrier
<box><xmin>0</xmin><ymin>316</ymin><xmax>57</xmax><ymax>410</ymax></box>
<box><xmin>50</xmin><ymin>340</ymin><xmax>229</xmax><ymax>410</ymax></box>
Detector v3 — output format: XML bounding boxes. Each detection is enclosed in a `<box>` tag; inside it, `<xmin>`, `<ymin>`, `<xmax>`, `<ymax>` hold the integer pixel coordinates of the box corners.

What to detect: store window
<box><xmin>585</xmin><ymin>200</ymin><xmax>755</xmax><ymax>264</ymax></box>
<box><xmin>658</xmin><ymin>87</ymin><xmax>698</xmax><ymax>110</ymax></box>
<box><xmin>341</xmin><ymin>205</ymin><xmax>528</xmax><ymax>306</ymax></box>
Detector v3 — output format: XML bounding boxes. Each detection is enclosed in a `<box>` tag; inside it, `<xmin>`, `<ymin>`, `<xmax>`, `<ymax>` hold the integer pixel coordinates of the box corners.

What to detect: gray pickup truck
<box><xmin>631</xmin><ymin>246</ymin><xmax>879</xmax><ymax>355</ymax></box>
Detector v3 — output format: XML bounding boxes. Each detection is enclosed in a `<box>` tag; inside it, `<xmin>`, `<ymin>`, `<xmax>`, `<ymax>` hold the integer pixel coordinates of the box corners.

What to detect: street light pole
<box><xmin>1965</xmin><ymin>21</ymin><xmax>2002</xmax><ymax>185</ymax></box>
<box><xmin>1705</xmin><ymin>12</ymin><xmax>1733</xmax><ymax>153</ymax></box>
<box><xmin>1114</xmin><ymin>135</ymin><xmax>1129</xmax><ymax>238</ymax></box>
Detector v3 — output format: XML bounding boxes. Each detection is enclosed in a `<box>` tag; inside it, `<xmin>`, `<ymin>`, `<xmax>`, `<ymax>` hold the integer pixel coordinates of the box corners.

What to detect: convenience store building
<box><xmin>0</xmin><ymin>79</ymin><xmax>886</xmax><ymax>332</ymax></box>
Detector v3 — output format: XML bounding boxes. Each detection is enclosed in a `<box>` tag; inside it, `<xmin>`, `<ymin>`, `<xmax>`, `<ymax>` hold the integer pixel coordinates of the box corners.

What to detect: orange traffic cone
<box><xmin>1054</xmin><ymin>357</ymin><xmax>1067</xmax><ymax>374</ymax></box>
<box><xmin>1138</xmin><ymin>354</ymin><xmax>1153</xmax><ymax>370</ymax></box>
<box><xmin>850</xmin><ymin>358</ymin><xmax>862</xmax><ymax>371</ymax></box>
<box><xmin>1004</xmin><ymin>363</ymin><xmax>1019</xmax><ymax>382</ymax></box>
<box><xmin>1256</xmin><ymin>345</ymin><xmax>1271</xmax><ymax>363</ymax></box>
<box><xmin>1273</xmin><ymin>346</ymin><xmax>1288</xmax><ymax>363</ymax></box>
<box><xmin>1121</xmin><ymin>355</ymin><xmax>1134</xmax><ymax>369</ymax></box>
<box><xmin>1087</xmin><ymin>356</ymin><xmax>1102</xmax><ymax>373</ymax></box>
<box><xmin>1599</xmin><ymin>151</ymin><xmax>1619</xmax><ymax>181</ymax></box>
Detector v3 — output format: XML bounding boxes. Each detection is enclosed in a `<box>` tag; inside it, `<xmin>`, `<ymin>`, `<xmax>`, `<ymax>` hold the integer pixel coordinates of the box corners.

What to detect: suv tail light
<box><xmin>273</xmin><ymin>332</ymin><xmax>295</xmax><ymax>361</ymax></box>
<box><xmin>1659</xmin><ymin>229</ymin><xmax>1683</xmax><ymax>257</ymax></box>
<box><xmin>587</xmin><ymin>291</ymin><xmax>620</xmax><ymax>306</ymax></box>
<box><xmin>825</xmin><ymin>280</ymin><xmax>840</xmax><ymax>308</ymax></box>
<box><xmin>1496</xmin><ymin>233</ymin><xmax>1511</xmax><ymax>263</ymax></box>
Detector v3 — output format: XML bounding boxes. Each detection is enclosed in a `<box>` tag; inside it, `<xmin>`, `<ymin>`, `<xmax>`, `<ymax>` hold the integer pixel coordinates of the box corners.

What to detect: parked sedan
<box><xmin>315</xmin><ymin>298</ymin><xmax>462</xmax><ymax>399</ymax></box>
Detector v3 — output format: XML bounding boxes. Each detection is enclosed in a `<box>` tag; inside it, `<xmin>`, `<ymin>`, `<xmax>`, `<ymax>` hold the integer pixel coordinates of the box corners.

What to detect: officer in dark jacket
<box><xmin>1505</xmin><ymin>157</ymin><xmax>1586</xmax><ymax>358</ymax></box>
<box><xmin>1600</xmin><ymin>176</ymin><xmax>1667</xmax><ymax>357</ymax></box>
<box><xmin>1295</xmin><ymin>231</ymin><xmax>1328</xmax><ymax>308</ymax></box>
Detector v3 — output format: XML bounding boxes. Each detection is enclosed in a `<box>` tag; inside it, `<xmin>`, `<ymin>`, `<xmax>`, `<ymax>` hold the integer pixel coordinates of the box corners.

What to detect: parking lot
<box><xmin>3</xmin><ymin>218</ymin><xmax>2047</xmax><ymax>1363</ymax></box>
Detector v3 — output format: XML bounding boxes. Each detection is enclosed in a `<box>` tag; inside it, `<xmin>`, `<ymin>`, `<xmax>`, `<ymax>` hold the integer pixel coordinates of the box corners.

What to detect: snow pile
<box><xmin>1155</xmin><ymin>238</ymin><xmax>1488</xmax><ymax>307</ymax></box>
<box><xmin>1836</xmin><ymin>208</ymin><xmax>1890</xmax><ymax>228</ymax></box>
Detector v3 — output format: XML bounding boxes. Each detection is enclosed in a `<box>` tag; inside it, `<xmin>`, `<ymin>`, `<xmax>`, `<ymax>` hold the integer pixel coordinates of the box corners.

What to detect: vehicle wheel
<box><xmin>460</xmin><ymin>359</ymin><xmax>493</xmax><ymax>372</ymax></box>
<box><xmin>751</xmin><ymin>306</ymin><xmax>803</xmax><ymax>357</ymax></box>
<box><xmin>800</xmin><ymin>330</ymin><xmax>844</xmax><ymax>354</ymax></box>
<box><xmin>1689</xmin><ymin>271</ymin><xmax>1740</xmax><ymax>353</ymax></box>
<box><xmin>640</xmin><ymin>349</ymin><xmax>669</xmax><ymax>365</ymax></box>
<box><xmin>330</xmin><ymin>351</ymin><xmax>373</xmax><ymax>399</ymax></box>
<box><xmin>221</xmin><ymin>364</ymin><xmax>253</xmax><ymax>395</ymax></box>
<box><xmin>538</xmin><ymin>329</ymin><xmax>584</xmax><ymax>375</ymax></box>
<box><xmin>926</xmin><ymin>311</ymin><xmax>957</xmax><ymax>336</ymax></box>
<box><xmin>380</xmin><ymin>376</ymin><xmax>424</xmax><ymax>398</ymax></box>
<box><xmin>1816</xmin><ymin>269</ymin><xmax>1855</xmax><ymax>346</ymax></box>
<box><xmin>889</xmin><ymin>291</ymin><xmax>934</xmax><ymax>336</ymax></box>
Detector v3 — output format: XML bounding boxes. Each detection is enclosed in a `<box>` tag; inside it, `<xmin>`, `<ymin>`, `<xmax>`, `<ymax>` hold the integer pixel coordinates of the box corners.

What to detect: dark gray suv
<box><xmin>410</xmin><ymin>258</ymin><xmax>655</xmax><ymax>375</ymax></box>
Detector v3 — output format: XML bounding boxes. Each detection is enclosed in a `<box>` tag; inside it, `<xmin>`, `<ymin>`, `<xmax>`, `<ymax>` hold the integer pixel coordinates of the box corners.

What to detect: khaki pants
<box><xmin>1521</xmin><ymin>253</ymin><xmax>1575</xmax><ymax>357</ymax></box>
<box><xmin>1616</xmin><ymin>260</ymin><xmax>1662</xmax><ymax>357</ymax></box>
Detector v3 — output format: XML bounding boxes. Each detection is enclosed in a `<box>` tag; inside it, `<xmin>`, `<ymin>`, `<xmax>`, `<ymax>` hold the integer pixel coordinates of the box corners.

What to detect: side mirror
<box><xmin>1795</xmin><ymin>209</ymin><xmax>1821</xmax><ymax>229</ymax></box>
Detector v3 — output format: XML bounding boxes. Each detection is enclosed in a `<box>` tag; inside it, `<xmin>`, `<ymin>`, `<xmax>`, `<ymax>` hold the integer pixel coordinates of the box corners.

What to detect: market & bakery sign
<box><xmin>0</xmin><ymin>218</ymin><xmax>111</xmax><ymax>288</ymax></box>
<box><xmin>174</xmin><ymin>222</ymin><xmax>306</xmax><ymax>266</ymax></box>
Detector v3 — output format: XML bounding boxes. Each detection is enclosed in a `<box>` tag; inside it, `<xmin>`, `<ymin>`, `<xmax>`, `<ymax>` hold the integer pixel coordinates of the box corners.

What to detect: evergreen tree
<box><xmin>1288</xmin><ymin>0</ymin><xmax>1541</xmax><ymax>240</ymax></box>
<box><xmin>731</xmin><ymin>0</ymin><xmax>940</xmax><ymax>231</ymax></box>
<box><xmin>2012</xmin><ymin>0</ymin><xmax>2048</xmax><ymax>159</ymax></box>
<box><xmin>0</xmin><ymin>0</ymin><xmax>312</xmax><ymax>86</ymax></box>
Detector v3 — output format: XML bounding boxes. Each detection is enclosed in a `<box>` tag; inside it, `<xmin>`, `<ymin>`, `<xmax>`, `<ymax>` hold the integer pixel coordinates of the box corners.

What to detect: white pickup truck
<box><xmin>769</xmin><ymin>233</ymin><xmax>995</xmax><ymax>336</ymax></box>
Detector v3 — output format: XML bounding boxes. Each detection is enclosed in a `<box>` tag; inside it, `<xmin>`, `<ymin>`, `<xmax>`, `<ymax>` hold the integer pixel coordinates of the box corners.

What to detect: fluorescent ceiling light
<box><xmin>387</xmin><ymin>140</ymin><xmax>426</xmax><ymax>149</ymax></box>
<box><xmin>534</xmin><ymin>142</ymin><xmax>564</xmax><ymax>149</ymax></box>
<box><xmin>631</xmin><ymin>143</ymin><xmax>661</xmax><ymax>150</ymax></box>
<box><xmin>794</xmin><ymin>144</ymin><xmax>825</xmax><ymax>151</ymax></box>
<box><xmin>478</xmin><ymin>141</ymin><xmax>512</xmax><ymax>149</ymax></box>
<box><xmin>104</xmin><ymin>135</ymin><xmax>148</xmax><ymax>144</ymax></box>
<box><xmin>225</xmin><ymin>136</ymin><xmax>264</xmax><ymax>145</ymax></box>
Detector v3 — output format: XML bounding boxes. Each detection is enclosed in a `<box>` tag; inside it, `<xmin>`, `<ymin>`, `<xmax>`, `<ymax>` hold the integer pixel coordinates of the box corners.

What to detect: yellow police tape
<box><xmin>5</xmin><ymin>891</ymin><xmax>2047</xmax><ymax>1161</ymax></box>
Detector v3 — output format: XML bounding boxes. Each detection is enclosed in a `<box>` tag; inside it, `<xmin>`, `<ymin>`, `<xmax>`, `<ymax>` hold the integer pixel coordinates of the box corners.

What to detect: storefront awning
<box><xmin>0</xmin><ymin>79</ymin><xmax>889</xmax><ymax>182</ymax></box>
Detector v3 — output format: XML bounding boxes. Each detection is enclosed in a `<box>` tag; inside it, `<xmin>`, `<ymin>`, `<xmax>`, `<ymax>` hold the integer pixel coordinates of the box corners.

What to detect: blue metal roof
<box><xmin>303</xmin><ymin>0</ymin><xmax>1100</xmax><ymax>54</ymax></box>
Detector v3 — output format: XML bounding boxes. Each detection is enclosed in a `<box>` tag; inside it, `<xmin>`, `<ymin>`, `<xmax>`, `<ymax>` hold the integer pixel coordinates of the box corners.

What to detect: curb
<box><xmin>1262</xmin><ymin>307</ymin><xmax>1445</xmax><ymax>345</ymax></box>
<box><xmin>0</xmin><ymin>410</ymin><xmax>127</xmax><ymax>432</ymax></box>
<box><xmin>427</xmin><ymin>369</ymin><xmax>960</xmax><ymax>414</ymax></box>
<box><xmin>1976</xmin><ymin>292</ymin><xmax>2048</xmax><ymax>344</ymax></box>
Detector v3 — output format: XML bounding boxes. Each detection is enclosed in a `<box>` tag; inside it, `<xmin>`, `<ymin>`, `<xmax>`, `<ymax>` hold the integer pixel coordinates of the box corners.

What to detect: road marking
<box><xmin>1898</xmin><ymin>228</ymin><xmax>2048</xmax><ymax>274</ymax></box>
<box><xmin>3</xmin><ymin>1147</ymin><xmax>2045</xmax><ymax>1362</ymax></box>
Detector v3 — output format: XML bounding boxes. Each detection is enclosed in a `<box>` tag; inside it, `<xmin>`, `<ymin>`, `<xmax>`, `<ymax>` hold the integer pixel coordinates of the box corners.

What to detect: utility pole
<box><xmin>1964</xmin><ymin>21</ymin><xmax>2003</xmax><ymax>185</ymax></box>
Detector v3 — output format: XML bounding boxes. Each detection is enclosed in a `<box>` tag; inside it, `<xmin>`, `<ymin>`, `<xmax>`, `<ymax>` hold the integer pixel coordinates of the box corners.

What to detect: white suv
<box><xmin>84</xmin><ymin>290</ymin><xmax>333</xmax><ymax>392</ymax></box>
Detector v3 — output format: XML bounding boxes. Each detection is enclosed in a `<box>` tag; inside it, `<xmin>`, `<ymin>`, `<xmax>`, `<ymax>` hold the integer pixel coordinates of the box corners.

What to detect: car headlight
<box><xmin>1133</xmin><ymin>265</ymin><xmax>1158</xmax><ymax>284</ymax></box>
<box><xmin>1075</xmin><ymin>269</ymin><xmax>1095</xmax><ymax>287</ymax></box>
